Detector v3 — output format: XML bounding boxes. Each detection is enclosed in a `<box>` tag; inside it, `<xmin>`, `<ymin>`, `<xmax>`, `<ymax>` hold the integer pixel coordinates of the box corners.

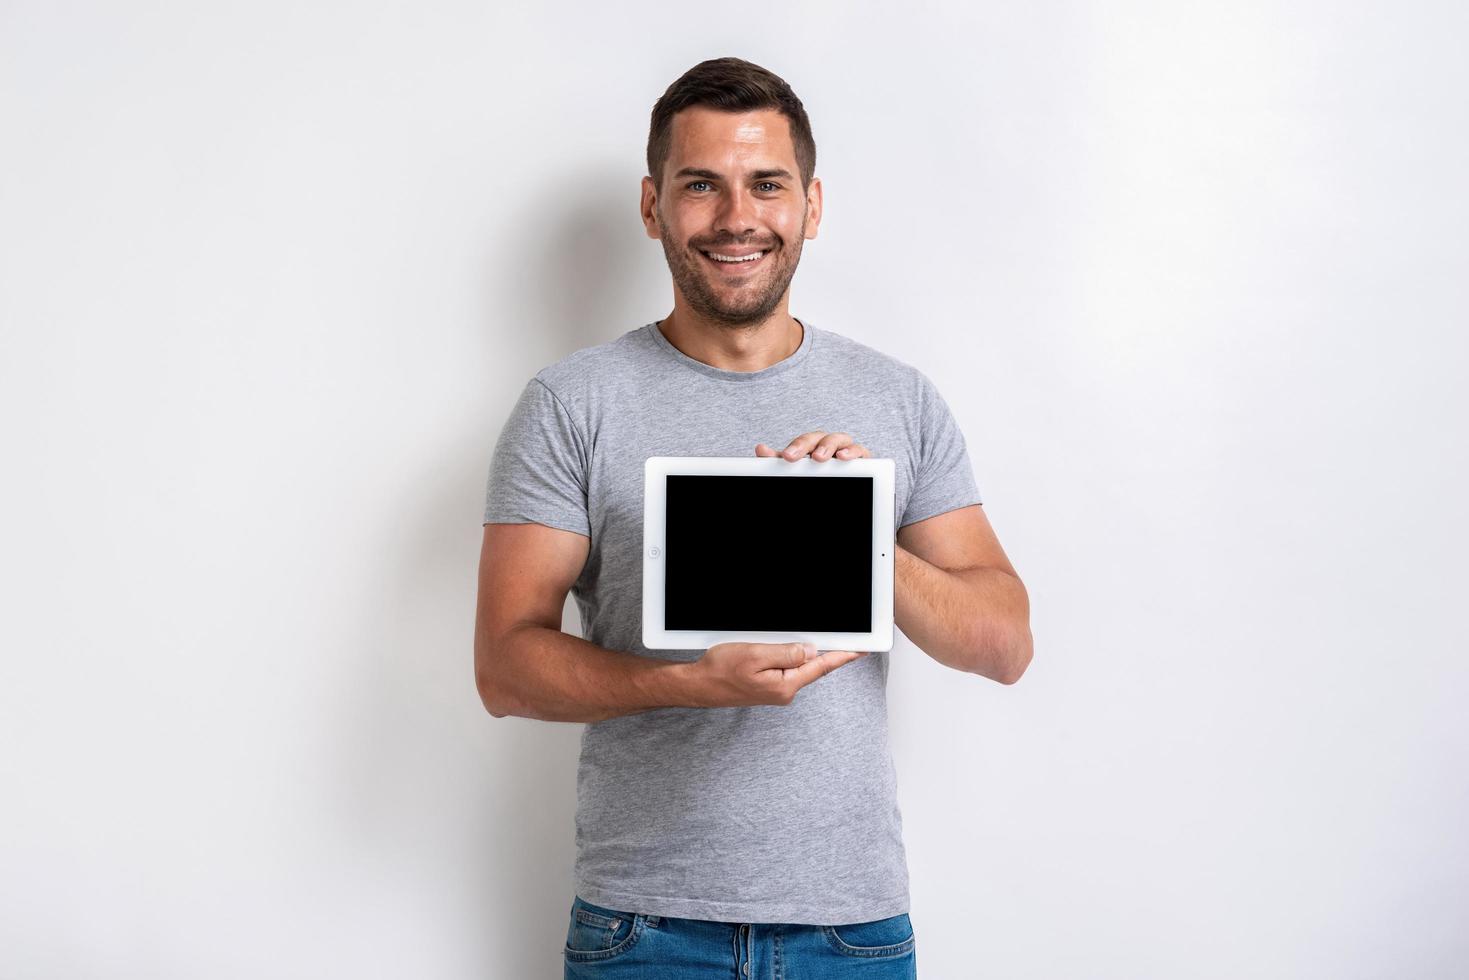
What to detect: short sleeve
<box><xmin>900</xmin><ymin>372</ymin><xmax>983</xmax><ymax>528</ymax></box>
<box><xmin>482</xmin><ymin>377</ymin><xmax>591</xmax><ymax>537</ymax></box>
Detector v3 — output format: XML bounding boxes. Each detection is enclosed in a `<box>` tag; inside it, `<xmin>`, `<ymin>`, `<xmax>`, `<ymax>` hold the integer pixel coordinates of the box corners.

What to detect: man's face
<box><xmin>642</xmin><ymin>107</ymin><xmax>822</xmax><ymax>327</ymax></box>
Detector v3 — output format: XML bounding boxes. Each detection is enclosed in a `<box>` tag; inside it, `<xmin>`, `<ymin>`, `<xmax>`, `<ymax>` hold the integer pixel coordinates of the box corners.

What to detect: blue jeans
<box><xmin>563</xmin><ymin>895</ymin><xmax>918</xmax><ymax>978</ymax></box>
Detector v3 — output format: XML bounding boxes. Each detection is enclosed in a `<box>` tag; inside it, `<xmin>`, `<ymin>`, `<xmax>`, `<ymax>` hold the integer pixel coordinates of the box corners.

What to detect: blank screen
<box><xmin>664</xmin><ymin>474</ymin><xmax>873</xmax><ymax>632</ymax></box>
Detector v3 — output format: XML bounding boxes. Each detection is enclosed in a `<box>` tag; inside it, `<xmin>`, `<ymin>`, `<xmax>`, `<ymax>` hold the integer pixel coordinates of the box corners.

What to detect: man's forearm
<box><xmin>481</xmin><ymin>625</ymin><xmax>699</xmax><ymax>723</ymax></box>
<box><xmin>894</xmin><ymin>544</ymin><xmax>1032</xmax><ymax>683</ymax></box>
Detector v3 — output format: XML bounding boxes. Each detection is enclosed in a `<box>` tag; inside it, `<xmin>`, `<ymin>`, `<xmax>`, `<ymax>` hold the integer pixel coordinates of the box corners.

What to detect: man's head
<box><xmin>641</xmin><ymin>57</ymin><xmax>823</xmax><ymax>328</ymax></box>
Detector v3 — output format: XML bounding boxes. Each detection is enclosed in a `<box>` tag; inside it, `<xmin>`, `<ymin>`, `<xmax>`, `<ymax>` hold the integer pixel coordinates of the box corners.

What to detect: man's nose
<box><xmin>713</xmin><ymin>186</ymin><xmax>758</xmax><ymax>237</ymax></box>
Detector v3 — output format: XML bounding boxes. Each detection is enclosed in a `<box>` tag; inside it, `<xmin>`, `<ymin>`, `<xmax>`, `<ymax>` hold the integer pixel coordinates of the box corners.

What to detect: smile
<box><xmin>700</xmin><ymin>248</ymin><xmax>768</xmax><ymax>272</ymax></box>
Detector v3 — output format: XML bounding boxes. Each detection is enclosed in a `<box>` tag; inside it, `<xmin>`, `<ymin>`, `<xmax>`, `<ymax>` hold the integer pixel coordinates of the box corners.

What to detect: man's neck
<box><xmin>655</xmin><ymin>310</ymin><xmax>803</xmax><ymax>373</ymax></box>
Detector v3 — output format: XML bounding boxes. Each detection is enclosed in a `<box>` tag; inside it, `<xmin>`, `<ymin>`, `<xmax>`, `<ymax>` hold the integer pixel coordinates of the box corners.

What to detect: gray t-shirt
<box><xmin>482</xmin><ymin>318</ymin><xmax>982</xmax><ymax>925</ymax></box>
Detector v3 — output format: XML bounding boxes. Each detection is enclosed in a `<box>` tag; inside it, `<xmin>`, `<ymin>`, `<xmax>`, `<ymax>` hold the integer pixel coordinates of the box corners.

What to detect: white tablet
<box><xmin>642</xmin><ymin>455</ymin><xmax>896</xmax><ymax>653</ymax></box>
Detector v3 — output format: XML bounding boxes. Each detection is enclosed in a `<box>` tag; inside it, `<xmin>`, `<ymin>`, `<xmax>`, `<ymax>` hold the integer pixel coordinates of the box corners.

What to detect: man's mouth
<box><xmin>700</xmin><ymin>248</ymin><xmax>769</xmax><ymax>272</ymax></box>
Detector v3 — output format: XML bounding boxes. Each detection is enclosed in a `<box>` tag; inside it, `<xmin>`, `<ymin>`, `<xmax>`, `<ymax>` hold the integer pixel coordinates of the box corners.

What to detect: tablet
<box><xmin>642</xmin><ymin>455</ymin><xmax>896</xmax><ymax>653</ymax></box>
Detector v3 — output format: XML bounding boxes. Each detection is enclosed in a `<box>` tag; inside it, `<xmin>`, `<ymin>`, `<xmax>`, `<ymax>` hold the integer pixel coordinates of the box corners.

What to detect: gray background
<box><xmin>1</xmin><ymin>1</ymin><xmax>1464</xmax><ymax>977</ymax></box>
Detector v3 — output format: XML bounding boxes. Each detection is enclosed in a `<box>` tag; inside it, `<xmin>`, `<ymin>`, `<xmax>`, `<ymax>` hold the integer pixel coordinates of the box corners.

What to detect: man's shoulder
<box><xmin>814</xmin><ymin>324</ymin><xmax>928</xmax><ymax>391</ymax></box>
<box><xmin>531</xmin><ymin>324</ymin><xmax>649</xmax><ymax>396</ymax></box>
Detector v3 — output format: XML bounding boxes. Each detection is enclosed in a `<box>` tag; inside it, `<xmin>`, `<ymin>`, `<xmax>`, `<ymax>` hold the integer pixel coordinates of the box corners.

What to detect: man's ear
<box><xmin>804</xmin><ymin>176</ymin><xmax>823</xmax><ymax>240</ymax></box>
<box><xmin>641</xmin><ymin>176</ymin><xmax>661</xmax><ymax>240</ymax></box>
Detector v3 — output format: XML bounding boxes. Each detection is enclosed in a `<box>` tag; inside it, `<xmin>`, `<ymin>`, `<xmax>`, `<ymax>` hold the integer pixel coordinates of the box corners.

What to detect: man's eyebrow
<box><xmin>672</xmin><ymin>167</ymin><xmax>796</xmax><ymax>182</ymax></box>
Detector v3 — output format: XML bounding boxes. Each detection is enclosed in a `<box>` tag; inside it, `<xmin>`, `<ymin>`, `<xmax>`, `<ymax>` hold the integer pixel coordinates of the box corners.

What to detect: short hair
<box><xmin>647</xmin><ymin>57</ymin><xmax>817</xmax><ymax>196</ymax></box>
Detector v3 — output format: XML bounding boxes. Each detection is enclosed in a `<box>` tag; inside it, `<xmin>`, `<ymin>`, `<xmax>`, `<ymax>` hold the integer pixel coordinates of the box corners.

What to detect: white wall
<box><xmin>2</xmin><ymin>1</ymin><xmax>1464</xmax><ymax>977</ymax></box>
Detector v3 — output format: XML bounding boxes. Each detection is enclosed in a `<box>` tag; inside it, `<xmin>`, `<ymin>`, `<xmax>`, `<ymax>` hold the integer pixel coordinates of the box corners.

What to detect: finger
<box><xmin>782</xmin><ymin>431</ymin><xmax>828</xmax><ymax>460</ymax></box>
<box><xmin>760</xmin><ymin>642</ymin><xmax>818</xmax><ymax>685</ymax></box>
<box><xmin>762</xmin><ymin>641</ymin><xmax>812</xmax><ymax>669</ymax></box>
<box><xmin>755</xmin><ymin>443</ymin><xmax>780</xmax><ymax>457</ymax></box>
<box><xmin>811</xmin><ymin>433</ymin><xmax>855</xmax><ymax>461</ymax></box>
<box><xmin>833</xmin><ymin>444</ymin><xmax>871</xmax><ymax>459</ymax></box>
<box><xmin>792</xmin><ymin>649</ymin><xmax>869</xmax><ymax>683</ymax></box>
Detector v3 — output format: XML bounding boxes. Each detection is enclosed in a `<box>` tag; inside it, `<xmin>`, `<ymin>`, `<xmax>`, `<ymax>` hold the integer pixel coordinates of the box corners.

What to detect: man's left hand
<box><xmin>755</xmin><ymin>432</ymin><xmax>871</xmax><ymax>462</ymax></box>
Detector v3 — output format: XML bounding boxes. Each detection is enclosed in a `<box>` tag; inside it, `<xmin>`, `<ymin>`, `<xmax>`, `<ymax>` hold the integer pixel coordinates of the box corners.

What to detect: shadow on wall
<box><xmin>498</xmin><ymin>164</ymin><xmax>663</xmax><ymax>362</ymax></box>
<box><xmin>326</xmin><ymin>163</ymin><xmax>656</xmax><ymax>974</ymax></box>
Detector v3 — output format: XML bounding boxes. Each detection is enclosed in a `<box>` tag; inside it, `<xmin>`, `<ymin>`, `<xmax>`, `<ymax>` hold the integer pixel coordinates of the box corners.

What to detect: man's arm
<box><xmin>476</xmin><ymin>521</ymin><xmax>701</xmax><ymax>723</ymax></box>
<box><xmin>894</xmin><ymin>505</ymin><xmax>1033</xmax><ymax>683</ymax></box>
<box><xmin>485</xmin><ymin>623</ymin><xmax>700</xmax><ymax>723</ymax></box>
<box><xmin>754</xmin><ymin>434</ymin><xmax>1032</xmax><ymax>683</ymax></box>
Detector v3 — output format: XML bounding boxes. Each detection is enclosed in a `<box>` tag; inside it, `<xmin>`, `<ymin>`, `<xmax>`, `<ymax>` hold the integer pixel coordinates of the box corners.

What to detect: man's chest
<box><xmin>579</xmin><ymin>391</ymin><xmax>922</xmax><ymax>543</ymax></box>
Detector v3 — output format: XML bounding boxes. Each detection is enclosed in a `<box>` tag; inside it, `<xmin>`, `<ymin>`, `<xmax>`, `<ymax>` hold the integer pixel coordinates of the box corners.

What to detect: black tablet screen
<box><xmin>663</xmin><ymin>474</ymin><xmax>873</xmax><ymax>632</ymax></box>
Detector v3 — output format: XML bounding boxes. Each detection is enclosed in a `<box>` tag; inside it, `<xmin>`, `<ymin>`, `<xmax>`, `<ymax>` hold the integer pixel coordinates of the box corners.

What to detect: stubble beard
<box><xmin>657</xmin><ymin>204</ymin><xmax>806</xmax><ymax>330</ymax></box>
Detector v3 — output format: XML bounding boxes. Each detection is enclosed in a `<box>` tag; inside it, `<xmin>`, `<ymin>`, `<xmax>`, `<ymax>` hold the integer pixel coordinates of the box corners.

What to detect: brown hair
<box><xmin>647</xmin><ymin>57</ymin><xmax>817</xmax><ymax>196</ymax></box>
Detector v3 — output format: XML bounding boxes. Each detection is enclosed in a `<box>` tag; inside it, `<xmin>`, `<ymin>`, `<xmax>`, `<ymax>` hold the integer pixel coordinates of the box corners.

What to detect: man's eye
<box><xmin>685</xmin><ymin>181</ymin><xmax>780</xmax><ymax>192</ymax></box>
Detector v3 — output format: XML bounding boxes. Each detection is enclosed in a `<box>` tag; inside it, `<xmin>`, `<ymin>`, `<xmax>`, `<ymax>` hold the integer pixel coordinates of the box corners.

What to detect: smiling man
<box><xmin>645</xmin><ymin>102</ymin><xmax>814</xmax><ymax>364</ymax></box>
<box><xmin>476</xmin><ymin>57</ymin><xmax>1031</xmax><ymax>978</ymax></box>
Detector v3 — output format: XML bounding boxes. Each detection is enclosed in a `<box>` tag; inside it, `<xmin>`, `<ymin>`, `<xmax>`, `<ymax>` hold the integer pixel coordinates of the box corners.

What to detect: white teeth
<box><xmin>705</xmin><ymin>250</ymin><xmax>765</xmax><ymax>263</ymax></box>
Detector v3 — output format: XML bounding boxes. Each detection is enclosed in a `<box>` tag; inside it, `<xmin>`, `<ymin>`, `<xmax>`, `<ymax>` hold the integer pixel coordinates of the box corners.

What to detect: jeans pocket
<box><xmin>564</xmin><ymin>896</ymin><xmax>646</xmax><ymax>963</ymax></box>
<box><xmin>821</xmin><ymin>912</ymin><xmax>916</xmax><ymax>958</ymax></box>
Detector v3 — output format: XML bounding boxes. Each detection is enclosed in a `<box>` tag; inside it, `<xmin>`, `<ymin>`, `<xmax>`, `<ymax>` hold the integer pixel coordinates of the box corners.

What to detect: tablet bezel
<box><xmin>642</xmin><ymin>455</ymin><xmax>896</xmax><ymax>653</ymax></box>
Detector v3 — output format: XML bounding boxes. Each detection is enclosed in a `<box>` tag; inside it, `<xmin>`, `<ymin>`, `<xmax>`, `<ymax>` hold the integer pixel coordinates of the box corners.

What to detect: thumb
<box><xmin>768</xmin><ymin>641</ymin><xmax>814</xmax><ymax>668</ymax></box>
<box><xmin>791</xmin><ymin>648</ymin><xmax>868</xmax><ymax>683</ymax></box>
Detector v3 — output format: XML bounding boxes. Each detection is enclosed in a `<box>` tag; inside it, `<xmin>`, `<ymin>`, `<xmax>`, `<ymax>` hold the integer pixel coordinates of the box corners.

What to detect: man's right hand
<box><xmin>684</xmin><ymin>642</ymin><xmax>868</xmax><ymax>708</ymax></box>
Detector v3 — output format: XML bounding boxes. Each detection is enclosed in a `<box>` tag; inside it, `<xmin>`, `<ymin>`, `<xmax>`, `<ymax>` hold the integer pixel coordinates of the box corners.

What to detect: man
<box><xmin>476</xmin><ymin>56</ymin><xmax>1031</xmax><ymax>978</ymax></box>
